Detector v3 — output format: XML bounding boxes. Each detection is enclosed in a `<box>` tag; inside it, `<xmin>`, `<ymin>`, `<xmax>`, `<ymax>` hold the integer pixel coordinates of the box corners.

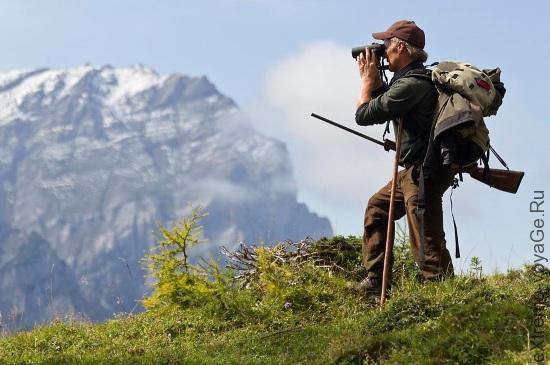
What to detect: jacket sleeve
<box><xmin>355</xmin><ymin>78</ymin><xmax>429</xmax><ymax>126</ymax></box>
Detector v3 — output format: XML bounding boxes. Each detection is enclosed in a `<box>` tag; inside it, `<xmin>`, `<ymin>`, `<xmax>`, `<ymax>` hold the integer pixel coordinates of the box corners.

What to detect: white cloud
<box><xmin>195</xmin><ymin>178</ymin><xmax>260</xmax><ymax>204</ymax></box>
<box><xmin>247</xmin><ymin>41</ymin><xmax>395</xmax><ymax>235</ymax></box>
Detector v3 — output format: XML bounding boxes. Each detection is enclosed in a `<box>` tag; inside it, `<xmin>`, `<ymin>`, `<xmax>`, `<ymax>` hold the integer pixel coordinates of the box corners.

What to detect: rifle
<box><xmin>466</xmin><ymin>167</ymin><xmax>523</xmax><ymax>194</ymax></box>
<box><xmin>311</xmin><ymin>113</ymin><xmax>524</xmax><ymax>194</ymax></box>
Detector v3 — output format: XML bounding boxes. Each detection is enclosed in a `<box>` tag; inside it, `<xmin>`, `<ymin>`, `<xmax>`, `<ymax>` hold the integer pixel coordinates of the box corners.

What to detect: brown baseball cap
<box><xmin>372</xmin><ymin>20</ymin><xmax>425</xmax><ymax>49</ymax></box>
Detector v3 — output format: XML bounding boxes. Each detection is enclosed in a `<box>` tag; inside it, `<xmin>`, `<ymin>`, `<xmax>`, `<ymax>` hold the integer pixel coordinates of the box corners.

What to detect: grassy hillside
<box><xmin>0</xmin><ymin>234</ymin><xmax>548</xmax><ymax>364</ymax></box>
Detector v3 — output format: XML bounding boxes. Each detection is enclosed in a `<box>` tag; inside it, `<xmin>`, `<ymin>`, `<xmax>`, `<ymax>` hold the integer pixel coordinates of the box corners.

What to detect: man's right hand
<box><xmin>356</xmin><ymin>49</ymin><xmax>382</xmax><ymax>107</ymax></box>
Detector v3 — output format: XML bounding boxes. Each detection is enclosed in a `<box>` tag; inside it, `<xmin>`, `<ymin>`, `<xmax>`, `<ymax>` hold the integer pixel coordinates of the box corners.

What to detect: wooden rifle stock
<box><xmin>466</xmin><ymin>167</ymin><xmax>524</xmax><ymax>194</ymax></box>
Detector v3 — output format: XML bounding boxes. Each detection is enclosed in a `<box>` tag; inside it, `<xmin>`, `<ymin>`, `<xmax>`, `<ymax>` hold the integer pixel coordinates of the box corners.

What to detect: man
<box><xmin>355</xmin><ymin>20</ymin><xmax>454</xmax><ymax>295</ymax></box>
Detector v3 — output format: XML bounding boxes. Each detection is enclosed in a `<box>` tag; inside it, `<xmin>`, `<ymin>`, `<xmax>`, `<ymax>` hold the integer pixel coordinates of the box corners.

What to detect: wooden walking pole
<box><xmin>380</xmin><ymin>118</ymin><xmax>403</xmax><ymax>306</ymax></box>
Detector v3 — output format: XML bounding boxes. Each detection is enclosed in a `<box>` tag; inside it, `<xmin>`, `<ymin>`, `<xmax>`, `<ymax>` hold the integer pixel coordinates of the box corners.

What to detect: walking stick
<box><xmin>380</xmin><ymin>118</ymin><xmax>403</xmax><ymax>306</ymax></box>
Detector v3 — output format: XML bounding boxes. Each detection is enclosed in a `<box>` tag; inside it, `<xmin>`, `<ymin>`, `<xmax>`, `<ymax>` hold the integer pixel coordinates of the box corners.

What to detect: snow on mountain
<box><xmin>0</xmin><ymin>65</ymin><xmax>332</xmax><ymax>329</ymax></box>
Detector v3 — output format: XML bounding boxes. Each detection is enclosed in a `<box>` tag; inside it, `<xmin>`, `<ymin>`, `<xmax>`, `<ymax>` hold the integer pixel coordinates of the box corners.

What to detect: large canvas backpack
<box><xmin>432</xmin><ymin>61</ymin><xmax>501</xmax><ymax>116</ymax></box>
<box><xmin>430</xmin><ymin>61</ymin><xmax>505</xmax><ymax>171</ymax></box>
<box><xmin>407</xmin><ymin>61</ymin><xmax>506</xmax><ymax>172</ymax></box>
<box><xmin>406</xmin><ymin>62</ymin><xmax>506</xmax><ymax>260</ymax></box>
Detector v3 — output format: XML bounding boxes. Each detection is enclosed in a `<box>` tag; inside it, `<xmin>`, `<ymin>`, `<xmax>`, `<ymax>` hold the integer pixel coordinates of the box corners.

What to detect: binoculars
<box><xmin>351</xmin><ymin>43</ymin><xmax>386</xmax><ymax>59</ymax></box>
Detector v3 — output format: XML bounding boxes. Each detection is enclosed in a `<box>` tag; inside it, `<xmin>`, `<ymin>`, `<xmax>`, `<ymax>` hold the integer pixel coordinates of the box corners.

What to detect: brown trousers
<box><xmin>362</xmin><ymin>164</ymin><xmax>455</xmax><ymax>280</ymax></box>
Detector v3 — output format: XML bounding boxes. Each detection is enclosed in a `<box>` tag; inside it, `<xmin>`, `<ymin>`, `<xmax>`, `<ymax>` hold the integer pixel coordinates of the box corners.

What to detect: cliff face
<box><xmin>0</xmin><ymin>65</ymin><xmax>332</xmax><ymax>329</ymax></box>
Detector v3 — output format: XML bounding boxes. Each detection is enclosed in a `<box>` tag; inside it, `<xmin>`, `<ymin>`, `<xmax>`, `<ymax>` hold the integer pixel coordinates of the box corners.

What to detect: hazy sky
<box><xmin>0</xmin><ymin>0</ymin><xmax>547</xmax><ymax>272</ymax></box>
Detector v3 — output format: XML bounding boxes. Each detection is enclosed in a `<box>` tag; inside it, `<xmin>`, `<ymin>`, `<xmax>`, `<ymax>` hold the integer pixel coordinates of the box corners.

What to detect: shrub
<box><xmin>142</xmin><ymin>208</ymin><xmax>214</xmax><ymax>309</ymax></box>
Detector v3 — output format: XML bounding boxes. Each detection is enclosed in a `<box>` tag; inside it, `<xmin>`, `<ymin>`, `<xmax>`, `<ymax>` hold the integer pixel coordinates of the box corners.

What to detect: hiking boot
<box><xmin>351</xmin><ymin>276</ymin><xmax>383</xmax><ymax>295</ymax></box>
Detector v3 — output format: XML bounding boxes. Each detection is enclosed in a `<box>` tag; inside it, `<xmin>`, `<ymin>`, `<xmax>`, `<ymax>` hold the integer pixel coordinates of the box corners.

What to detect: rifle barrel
<box><xmin>310</xmin><ymin>113</ymin><xmax>386</xmax><ymax>148</ymax></box>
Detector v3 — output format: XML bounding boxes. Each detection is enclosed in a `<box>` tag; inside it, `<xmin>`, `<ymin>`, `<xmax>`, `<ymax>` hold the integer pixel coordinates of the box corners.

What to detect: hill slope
<box><xmin>0</xmin><ymin>236</ymin><xmax>548</xmax><ymax>364</ymax></box>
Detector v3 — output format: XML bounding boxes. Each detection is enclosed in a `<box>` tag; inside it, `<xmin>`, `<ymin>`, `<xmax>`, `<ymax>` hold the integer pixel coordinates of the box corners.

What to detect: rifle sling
<box><xmin>489</xmin><ymin>145</ymin><xmax>509</xmax><ymax>170</ymax></box>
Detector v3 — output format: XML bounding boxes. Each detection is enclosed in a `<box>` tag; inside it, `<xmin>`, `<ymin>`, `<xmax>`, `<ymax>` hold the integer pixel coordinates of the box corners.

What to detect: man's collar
<box><xmin>390</xmin><ymin>60</ymin><xmax>425</xmax><ymax>85</ymax></box>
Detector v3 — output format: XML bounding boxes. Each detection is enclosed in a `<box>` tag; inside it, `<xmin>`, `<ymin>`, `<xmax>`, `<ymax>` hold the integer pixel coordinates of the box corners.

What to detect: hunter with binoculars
<box><xmin>311</xmin><ymin>20</ymin><xmax>523</xmax><ymax>302</ymax></box>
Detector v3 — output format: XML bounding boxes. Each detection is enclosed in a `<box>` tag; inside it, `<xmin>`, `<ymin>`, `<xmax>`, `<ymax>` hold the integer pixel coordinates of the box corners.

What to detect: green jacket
<box><xmin>355</xmin><ymin>63</ymin><xmax>436</xmax><ymax>166</ymax></box>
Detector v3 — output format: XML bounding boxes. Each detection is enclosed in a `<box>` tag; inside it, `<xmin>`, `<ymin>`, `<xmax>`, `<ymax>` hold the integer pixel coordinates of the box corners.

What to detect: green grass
<box><xmin>1</xmin><ymin>236</ymin><xmax>548</xmax><ymax>364</ymax></box>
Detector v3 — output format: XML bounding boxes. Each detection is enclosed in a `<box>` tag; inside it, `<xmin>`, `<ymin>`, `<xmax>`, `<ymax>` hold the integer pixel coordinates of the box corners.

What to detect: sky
<box><xmin>0</xmin><ymin>0</ymin><xmax>547</xmax><ymax>273</ymax></box>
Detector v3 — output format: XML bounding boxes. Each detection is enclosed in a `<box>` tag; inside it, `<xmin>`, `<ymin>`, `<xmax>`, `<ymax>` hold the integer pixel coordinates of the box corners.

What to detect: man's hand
<box><xmin>356</xmin><ymin>48</ymin><xmax>382</xmax><ymax>108</ymax></box>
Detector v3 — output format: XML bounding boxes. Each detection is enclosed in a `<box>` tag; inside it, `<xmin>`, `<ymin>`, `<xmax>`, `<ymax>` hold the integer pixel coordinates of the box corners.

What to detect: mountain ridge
<box><xmin>0</xmin><ymin>64</ymin><xmax>332</xmax><ymax>329</ymax></box>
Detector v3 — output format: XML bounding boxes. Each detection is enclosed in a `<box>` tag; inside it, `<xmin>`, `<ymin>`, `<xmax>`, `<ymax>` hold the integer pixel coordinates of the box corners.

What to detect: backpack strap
<box><xmin>402</xmin><ymin>68</ymin><xmax>433</xmax><ymax>82</ymax></box>
<box><xmin>450</xmin><ymin>178</ymin><xmax>461</xmax><ymax>258</ymax></box>
<box><xmin>481</xmin><ymin>150</ymin><xmax>491</xmax><ymax>181</ymax></box>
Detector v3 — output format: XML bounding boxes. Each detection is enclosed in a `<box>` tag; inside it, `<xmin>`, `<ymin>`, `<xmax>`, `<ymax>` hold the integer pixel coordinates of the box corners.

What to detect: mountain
<box><xmin>0</xmin><ymin>228</ymin><xmax>107</xmax><ymax>329</ymax></box>
<box><xmin>0</xmin><ymin>65</ymin><xmax>332</xmax><ymax>329</ymax></box>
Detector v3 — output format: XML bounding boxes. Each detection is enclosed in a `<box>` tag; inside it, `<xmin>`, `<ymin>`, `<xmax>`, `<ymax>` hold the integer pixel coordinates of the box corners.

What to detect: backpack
<box><xmin>405</xmin><ymin>62</ymin><xmax>507</xmax><ymax>260</ymax></box>
<box><xmin>430</xmin><ymin>61</ymin><xmax>506</xmax><ymax>171</ymax></box>
<box><xmin>409</xmin><ymin>61</ymin><xmax>506</xmax><ymax>173</ymax></box>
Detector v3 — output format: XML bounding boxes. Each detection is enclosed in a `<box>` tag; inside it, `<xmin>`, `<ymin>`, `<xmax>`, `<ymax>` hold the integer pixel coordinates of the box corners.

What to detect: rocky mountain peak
<box><xmin>0</xmin><ymin>65</ymin><xmax>332</xmax><ymax>329</ymax></box>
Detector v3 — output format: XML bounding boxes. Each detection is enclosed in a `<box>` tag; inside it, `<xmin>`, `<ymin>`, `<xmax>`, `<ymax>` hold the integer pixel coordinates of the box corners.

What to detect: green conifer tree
<box><xmin>143</xmin><ymin>207</ymin><xmax>213</xmax><ymax>308</ymax></box>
